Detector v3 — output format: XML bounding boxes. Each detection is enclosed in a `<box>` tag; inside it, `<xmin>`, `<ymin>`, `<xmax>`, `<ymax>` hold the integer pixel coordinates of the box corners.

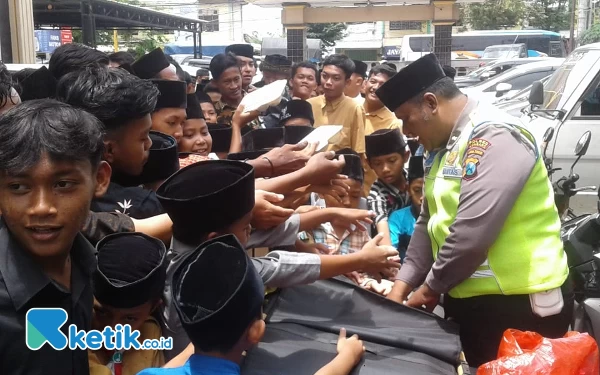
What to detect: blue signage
<box><xmin>383</xmin><ymin>46</ymin><xmax>401</xmax><ymax>60</ymax></box>
<box><xmin>35</xmin><ymin>30</ymin><xmax>62</xmax><ymax>53</ymax></box>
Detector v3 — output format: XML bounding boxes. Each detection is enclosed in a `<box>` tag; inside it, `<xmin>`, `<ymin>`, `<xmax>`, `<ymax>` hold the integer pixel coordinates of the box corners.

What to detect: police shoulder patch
<box><xmin>467</xmin><ymin>138</ymin><xmax>491</xmax><ymax>150</ymax></box>
<box><xmin>462</xmin><ymin>157</ymin><xmax>479</xmax><ymax>180</ymax></box>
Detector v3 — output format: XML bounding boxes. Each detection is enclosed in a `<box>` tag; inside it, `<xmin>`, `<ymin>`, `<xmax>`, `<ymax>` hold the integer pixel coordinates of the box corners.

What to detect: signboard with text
<box><xmin>34</xmin><ymin>30</ymin><xmax>63</xmax><ymax>53</ymax></box>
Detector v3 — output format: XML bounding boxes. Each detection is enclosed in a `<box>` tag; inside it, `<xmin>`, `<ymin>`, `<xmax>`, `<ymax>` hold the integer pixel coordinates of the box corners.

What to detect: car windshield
<box><xmin>542</xmin><ymin>50</ymin><xmax>600</xmax><ymax>110</ymax></box>
<box><xmin>484</xmin><ymin>46</ymin><xmax>520</xmax><ymax>59</ymax></box>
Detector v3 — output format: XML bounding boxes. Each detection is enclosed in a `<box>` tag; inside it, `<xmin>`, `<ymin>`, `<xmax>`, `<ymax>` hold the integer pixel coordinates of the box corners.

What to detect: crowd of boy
<box><xmin>0</xmin><ymin>39</ymin><xmax>567</xmax><ymax>373</ymax></box>
<box><xmin>0</xmin><ymin>43</ymin><xmax>416</xmax><ymax>375</ymax></box>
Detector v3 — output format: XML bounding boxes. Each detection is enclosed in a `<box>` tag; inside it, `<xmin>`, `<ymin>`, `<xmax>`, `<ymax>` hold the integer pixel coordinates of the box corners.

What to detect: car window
<box><xmin>574</xmin><ymin>77</ymin><xmax>600</xmax><ymax>117</ymax></box>
<box><xmin>483</xmin><ymin>70</ymin><xmax>550</xmax><ymax>92</ymax></box>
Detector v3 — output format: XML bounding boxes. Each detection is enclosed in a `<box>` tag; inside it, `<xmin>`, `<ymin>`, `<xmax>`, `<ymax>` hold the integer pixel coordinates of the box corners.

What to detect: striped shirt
<box><xmin>368</xmin><ymin>178</ymin><xmax>410</xmax><ymax>224</ymax></box>
<box><xmin>300</xmin><ymin>222</ymin><xmax>370</xmax><ymax>255</ymax></box>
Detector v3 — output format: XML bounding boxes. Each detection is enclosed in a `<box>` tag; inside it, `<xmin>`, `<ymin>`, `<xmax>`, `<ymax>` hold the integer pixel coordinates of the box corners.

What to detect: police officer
<box><xmin>382</xmin><ymin>54</ymin><xmax>573</xmax><ymax>367</ymax></box>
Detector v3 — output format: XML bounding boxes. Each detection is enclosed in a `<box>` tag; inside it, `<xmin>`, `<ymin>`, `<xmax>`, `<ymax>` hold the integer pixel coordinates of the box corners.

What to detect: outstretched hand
<box><xmin>359</xmin><ymin>233</ymin><xmax>400</xmax><ymax>282</ymax></box>
<box><xmin>251</xmin><ymin>190</ymin><xmax>294</xmax><ymax>230</ymax></box>
<box><xmin>336</xmin><ymin>328</ymin><xmax>365</xmax><ymax>367</ymax></box>
<box><xmin>261</xmin><ymin>142</ymin><xmax>317</xmax><ymax>177</ymax></box>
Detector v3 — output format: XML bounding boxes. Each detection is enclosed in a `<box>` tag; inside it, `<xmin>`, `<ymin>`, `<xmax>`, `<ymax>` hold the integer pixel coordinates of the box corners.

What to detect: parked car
<box><xmin>522</xmin><ymin>43</ymin><xmax>600</xmax><ymax>208</ymax></box>
<box><xmin>455</xmin><ymin>57</ymin><xmax>552</xmax><ymax>88</ymax></box>
<box><xmin>462</xmin><ymin>58</ymin><xmax>563</xmax><ymax>104</ymax></box>
<box><xmin>494</xmin><ymin>76</ymin><xmax>551</xmax><ymax>117</ymax></box>
<box><xmin>482</xmin><ymin>43</ymin><xmax>528</xmax><ymax>59</ymax></box>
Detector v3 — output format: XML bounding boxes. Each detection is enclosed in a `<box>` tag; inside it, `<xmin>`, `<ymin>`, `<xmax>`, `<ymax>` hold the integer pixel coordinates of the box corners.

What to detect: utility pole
<box><xmin>578</xmin><ymin>0</ymin><xmax>592</xmax><ymax>38</ymax></box>
<box><xmin>571</xmin><ymin>0</ymin><xmax>577</xmax><ymax>51</ymax></box>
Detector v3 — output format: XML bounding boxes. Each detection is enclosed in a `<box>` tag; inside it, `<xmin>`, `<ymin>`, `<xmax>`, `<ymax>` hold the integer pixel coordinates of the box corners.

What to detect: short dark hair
<box><xmin>291</xmin><ymin>61</ymin><xmax>318</xmax><ymax>79</ymax></box>
<box><xmin>0</xmin><ymin>63</ymin><xmax>15</xmax><ymax>109</ymax></box>
<box><xmin>369</xmin><ymin>65</ymin><xmax>396</xmax><ymax>80</ymax></box>
<box><xmin>411</xmin><ymin>77</ymin><xmax>462</xmax><ymax>104</ymax></box>
<box><xmin>184</xmin><ymin>71</ymin><xmax>194</xmax><ymax>84</ymax></box>
<box><xmin>108</xmin><ymin>51</ymin><xmax>135</xmax><ymax>66</ymax></box>
<box><xmin>56</xmin><ymin>65</ymin><xmax>159</xmax><ymax>133</ymax></box>
<box><xmin>322</xmin><ymin>54</ymin><xmax>355</xmax><ymax>79</ymax></box>
<box><xmin>0</xmin><ymin>99</ymin><xmax>104</xmax><ymax>174</ymax></box>
<box><xmin>210</xmin><ymin>53</ymin><xmax>240</xmax><ymax>81</ymax></box>
<box><xmin>49</xmin><ymin>43</ymin><xmax>109</xmax><ymax>80</ymax></box>
<box><xmin>196</xmin><ymin>68</ymin><xmax>209</xmax><ymax>77</ymax></box>
<box><xmin>204</xmin><ymin>85</ymin><xmax>220</xmax><ymax>94</ymax></box>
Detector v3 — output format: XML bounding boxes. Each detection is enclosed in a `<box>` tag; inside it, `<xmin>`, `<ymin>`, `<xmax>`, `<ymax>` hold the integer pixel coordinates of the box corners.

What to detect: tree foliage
<box><xmin>580</xmin><ymin>23</ymin><xmax>600</xmax><ymax>45</ymax></box>
<box><xmin>526</xmin><ymin>0</ymin><xmax>571</xmax><ymax>32</ymax></box>
<box><xmin>307</xmin><ymin>23</ymin><xmax>347</xmax><ymax>47</ymax></box>
<box><xmin>462</xmin><ymin>0</ymin><xmax>526</xmax><ymax>30</ymax></box>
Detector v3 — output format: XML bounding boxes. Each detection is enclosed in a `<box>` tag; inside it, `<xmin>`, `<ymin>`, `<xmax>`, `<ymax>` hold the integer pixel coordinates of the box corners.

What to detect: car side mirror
<box><xmin>495</xmin><ymin>83</ymin><xmax>512</xmax><ymax>97</ymax></box>
<box><xmin>574</xmin><ymin>131</ymin><xmax>592</xmax><ymax>157</ymax></box>
<box><xmin>529</xmin><ymin>80</ymin><xmax>544</xmax><ymax>106</ymax></box>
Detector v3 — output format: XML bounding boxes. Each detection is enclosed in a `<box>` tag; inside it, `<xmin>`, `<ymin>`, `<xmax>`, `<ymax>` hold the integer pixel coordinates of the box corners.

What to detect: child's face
<box><xmin>368</xmin><ymin>153</ymin><xmax>405</xmax><ymax>186</ymax></box>
<box><xmin>213</xmin><ymin>211</ymin><xmax>253</xmax><ymax>247</ymax></box>
<box><xmin>409</xmin><ymin>178</ymin><xmax>424</xmax><ymax>208</ymax></box>
<box><xmin>92</xmin><ymin>298</ymin><xmax>156</xmax><ymax>334</ymax></box>
<box><xmin>105</xmin><ymin>115</ymin><xmax>153</xmax><ymax>176</ymax></box>
<box><xmin>325</xmin><ymin>178</ymin><xmax>362</xmax><ymax>209</ymax></box>
<box><xmin>0</xmin><ymin>153</ymin><xmax>110</xmax><ymax>259</ymax></box>
<box><xmin>180</xmin><ymin>119</ymin><xmax>213</xmax><ymax>156</ymax></box>
<box><xmin>151</xmin><ymin>108</ymin><xmax>186</xmax><ymax>145</ymax></box>
<box><xmin>201</xmin><ymin>102</ymin><xmax>218</xmax><ymax>124</ymax></box>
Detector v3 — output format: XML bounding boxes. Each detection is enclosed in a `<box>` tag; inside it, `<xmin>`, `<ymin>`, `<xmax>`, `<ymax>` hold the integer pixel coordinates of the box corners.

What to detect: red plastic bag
<box><xmin>477</xmin><ymin>329</ymin><xmax>599</xmax><ymax>375</ymax></box>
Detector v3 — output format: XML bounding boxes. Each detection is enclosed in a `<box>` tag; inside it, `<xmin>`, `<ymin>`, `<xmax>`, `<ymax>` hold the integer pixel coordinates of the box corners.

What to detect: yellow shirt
<box><xmin>308</xmin><ymin>95</ymin><xmax>366</xmax><ymax>153</ymax></box>
<box><xmin>88</xmin><ymin>317</ymin><xmax>165</xmax><ymax>375</ymax></box>
<box><xmin>362</xmin><ymin>105</ymin><xmax>403</xmax><ymax>195</ymax></box>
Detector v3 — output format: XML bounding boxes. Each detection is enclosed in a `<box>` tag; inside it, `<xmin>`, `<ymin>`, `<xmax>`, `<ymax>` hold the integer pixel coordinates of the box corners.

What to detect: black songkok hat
<box><xmin>408</xmin><ymin>155</ymin><xmax>425</xmax><ymax>182</ymax></box>
<box><xmin>242</xmin><ymin>128</ymin><xmax>284</xmax><ymax>152</ymax></box>
<box><xmin>335</xmin><ymin>148</ymin><xmax>364</xmax><ymax>182</ymax></box>
<box><xmin>186</xmin><ymin>93</ymin><xmax>204</xmax><ymax>120</ymax></box>
<box><xmin>261</xmin><ymin>54</ymin><xmax>292</xmax><ymax>74</ymax></box>
<box><xmin>196</xmin><ymin>90</ymin><xmax>213</xmax><ymax>104</ymax></box>
<box><xmin>376</xmin><ymin>54</ymin><xmax>446</xmax><ymax>112</ymax></box>
<box><xmin>365</xmin><ymin>128</ymin><xmax>407</xmax><ymax>159</ymax></box>
<box><xmin>208</xmin><ymin>124</ymin><xmax>232</xmax><ymax>153</ymax></box>
<box><xmin>352</xmin><ymin>59</ymin><xmax>368</xmax><ymax>78</ymax></box>
<box><xmin>284</xmin><ymin>126</ymin><xmax>314</xmax><ymax>145</ymax></box>
<box><xmin>156</xmin><ymin>160</ymin><xmax>255</xmax><ymax>246</ymax></box>
<box><xmin>131</xmin><ymin>48</ymin><xmax>170</xmax><ymax>79</ymax></box>
<box><xmin>137</xmin><ymin>131</ymin><xmax>180</xmax><ymax>184</ymax></box>
<box><xmin>94</xmin><ymin>232</ymin><xmax>167</xmax><ymax>309</ymax></box>
<box><xmin>18</xmin><ymin>66</ymin><xmax>57</xmax><ymax>101</ymax></box>
<box><xmin>172</xmin><ymin>234</ymin><xmax>264</xmax><ymax>348</ymax></box>
<box><xmin>152</xmin><ymin>79</ymin><xmax>188</xmax><ymax>110</ymax></box>
<box><xmin>225</xmin><ymin>44</ymin><xmax>254</xmax><ymax>59</ymax></box>
<box><xmin>443</xmin><ymin>65</ymin><xmax>457</xmax><ymax>80</ymax></box>
<box><xmin>280</xmin><ymin>99</ymin><xmax>314</xmax><ymax>126</ymax></box>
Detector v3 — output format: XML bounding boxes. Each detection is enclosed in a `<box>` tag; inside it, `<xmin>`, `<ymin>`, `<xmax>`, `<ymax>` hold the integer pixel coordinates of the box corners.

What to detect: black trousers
<box><xmin>445</xmin><ymin>284</ymin><xmax>574</xmax><ymax>368</ymax></box>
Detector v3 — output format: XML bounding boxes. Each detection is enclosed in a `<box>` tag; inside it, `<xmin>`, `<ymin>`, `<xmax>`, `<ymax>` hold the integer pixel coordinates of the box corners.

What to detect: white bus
<box><xmin>399</xmin><ymin>30</ymin><xmax>566</xmax><ymax>62</ymax></box>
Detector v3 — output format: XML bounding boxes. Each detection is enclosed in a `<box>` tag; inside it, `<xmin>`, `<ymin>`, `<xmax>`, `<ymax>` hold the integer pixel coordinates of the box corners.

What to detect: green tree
<box><xmin>526</xmin><ymin>0</ymin><xmax>571</xmax><ymax>32</ymax></box>
<box><xmin>463</xmin><ymin>0</ymin><xmax>526</xmax><ymax>30</ymax></box>
<box><xmin>580</xmin><ymin>23</ymin><xmax>600</xmax><ymax>45</ymax></box>
<box><xmin>307</xmin><ymin>23</ymin><xmax>347</xmax><ymax>47</ymax></box>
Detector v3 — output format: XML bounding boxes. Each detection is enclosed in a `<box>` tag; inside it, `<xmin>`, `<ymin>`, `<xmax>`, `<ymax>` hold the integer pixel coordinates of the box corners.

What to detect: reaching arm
<box><xmin>131</xmin><ymin>214</ymin><xmax>173</xmax><ymax>243</ymax></box>
<box><xmin>314</xmin><ymin>328</ymin><xmax>365</xmax><ymax>375</ymax></box>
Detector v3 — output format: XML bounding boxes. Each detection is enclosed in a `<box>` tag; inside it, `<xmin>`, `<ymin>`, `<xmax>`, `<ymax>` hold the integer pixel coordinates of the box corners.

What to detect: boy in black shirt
<box><xmin>0</xmin><ymin>100</ymin><xmax>111</xmax><ymax>374</ymax></box>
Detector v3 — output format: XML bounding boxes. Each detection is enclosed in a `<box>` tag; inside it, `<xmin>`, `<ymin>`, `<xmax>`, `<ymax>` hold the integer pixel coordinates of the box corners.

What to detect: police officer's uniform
<box><xmin>377</xmin><ymin>54</ymin><xmax>573</xmax><ymax>367</ymax></box>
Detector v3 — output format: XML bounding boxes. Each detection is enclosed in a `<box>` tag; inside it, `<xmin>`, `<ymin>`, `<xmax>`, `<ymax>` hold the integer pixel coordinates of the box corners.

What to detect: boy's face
<box><xmin>321</xmin><ymin>65</ymin><xmax>349</xmax><ymax>101</ymax></box>
<box><xmin>151</xmin><ymin>108</ymin><xmax>186</xmax><ymax>145</ymax></box>
<box><xmin>216</xmin><ymin>67</ymin><xmax>243</xmax><ymax>103</ymax></box>
<box><xmin>368</xmin><ymin>152</ymin><xmax>405</xmax><ymax>186</ymax></box>
<box><xmin>209</xmin><ymin>211</ymin><xmax>253</xmax><ymax>248</ymax></box>
<box><xmin>92</xmin><ymin>298</ymin><xmax>156</xmax><ymax>334</ymax></box>
<box><xmin>409</xmin><ymin>178</ymin><xmax>424</xmax><ymax>208</ymax></box>
<box><xmin>290</xmin><ymin>67</ymin><xmax>317</xmax><ymax>100</ymax></box>
<box><xmin>180</xmin><ymin>118</ymin><xmax>213</xmax><ymax>156</ymax></box>
<box><xmin>201</xmin><ymin>102</ymin><xmax>218</xmax><ymax>124</ymax></box>
<box><xmin>365</xmin><ymin>73</ymin><xmax>389</xmax><ymax>106</ymax></box>
<box><xmin>236</xmin><ymin>56</ymin><xmax>256</xmax><ymax>88</ymax></box>
<box><xmin>323</xmin><ymin>178</ymin><xmax>362</xmax><ymax>209</ymax></box>
<box><xmin>104</xmin><ymin>115</ymin><xmax>153</xmax><ymax>176</ymax></box>
<box><xmin>0</xmin><ymin>154</ymin><xmax>110</xmax><ymax>259</ymax></box>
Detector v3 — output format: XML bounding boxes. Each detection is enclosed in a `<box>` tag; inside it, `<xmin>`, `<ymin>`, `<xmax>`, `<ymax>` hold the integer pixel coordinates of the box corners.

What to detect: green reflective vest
<box><xmin>426</xmin><ymin>109</ymin><xmax>568</xmax><ymax>299</ymax></box>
